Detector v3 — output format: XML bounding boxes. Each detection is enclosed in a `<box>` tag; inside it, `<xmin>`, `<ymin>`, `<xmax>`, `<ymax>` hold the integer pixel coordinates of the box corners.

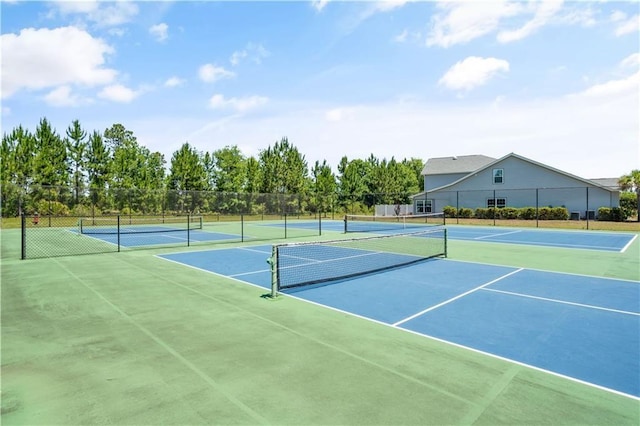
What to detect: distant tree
<box><xmin>85</xmin><ymin>131</ymin><xmax>111</xmax><ymax>212</ymax></box>
<box><xmin>337</xmin><ymin>156</ymin><xmax>372</xmax><ymax>212</ymax></box>
<box><xmin>33</xmin><ymin>118</ymin><xmax>68</xmax><ymax>187</ymax></box>
<box><xmin>404</xmin><ymin>158</ymin><xmax>425</xmax><ymax>192</ymax></box>
<box><xmin>167</xmin><ymin>142</ymin><xmax>207</xmax><ymax>213</ymax></box>
<box><xmin>1</xmin><ymin>126</ymin><xmax>37</xmax><ymax>215</ymax></box>
<box><xmin>1</xmin><ymin>125</ymin><xmax>35</xmax><ymax>188</ymax></box>
<box><xmin>619</xmin><ymin>169</ymin><xmax>640</xmax><ymax>222</ymax></box>
<box><xmin>202</xmin><ymin>151</ymin><xmax>215</xmax><ymax>191</ymax></box>
<box><xmin>66</xmin><ymin>119</ymin><xmax>87</xmax><ymax>205</ymax></box>
<box><xmin>259</xmin><ymin>137</ymin><xmax>308</xmax><ymax>193</ymax></box>
<box><xmin>244</xmin><ymin>156</ymin><xmax>261</xmax><ymax>193</ymax></box>
<box><xmin>312</xmin><ymin>160</ymin><xmax>336</xmax><ymax>214</ymax></box>
<box><xmin>212</xmin><ymin>145</ymin><xmax>247</xmax><ymax>193</ymax></box>
<box><xmin>104</xmin><ymin>123</ymin><xmax>136</xmax><ymax>151</ymax></box>
<box><xmin>135</xmin><ymin>151</ymin><xmax>166</xmax><ymax>213</ymax></box>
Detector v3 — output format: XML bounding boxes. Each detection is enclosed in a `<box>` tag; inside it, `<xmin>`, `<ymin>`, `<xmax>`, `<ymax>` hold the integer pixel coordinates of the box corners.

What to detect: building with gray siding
<box><xmin>412</xmin><ymin>153</ymin><xmax>619</xmax><ymax>219</ymax></box>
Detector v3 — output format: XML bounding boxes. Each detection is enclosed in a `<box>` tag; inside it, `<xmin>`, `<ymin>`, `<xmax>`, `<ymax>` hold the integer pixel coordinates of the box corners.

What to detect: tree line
<box><xmin>1</xmin><ymin>118</ymin><xmax>425</xmax><ymax>217</ymax></box>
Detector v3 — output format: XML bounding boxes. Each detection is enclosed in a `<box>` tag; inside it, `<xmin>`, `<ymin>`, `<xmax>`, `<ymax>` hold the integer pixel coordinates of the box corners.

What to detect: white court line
<box><xmin>474</xmin><ymin>230</ymin><xmax>522</xmax><ymax>240</ymax></box>
<box><xmin>393</xmin><ymin>268</ymin><xmax>524</xmax><ymax>326</ymax></box>
<box><xmin>230</xmin><ymin>268</ymin><xmax>271</xmax><ymax>277</ymax></box>
<box><xmin>621</xmin><ymin>234</ymin><xmax>638</xmax><ymax>253</ymax></box>
<box><xmin>482</xmin><ymin>288</ymin><xmax>640</xmax><ymax>316</ymax></box>
<box><xmin>238</xmin><ymin>247</ymin><xmax>272</xmax><ymax>254</ymax></box>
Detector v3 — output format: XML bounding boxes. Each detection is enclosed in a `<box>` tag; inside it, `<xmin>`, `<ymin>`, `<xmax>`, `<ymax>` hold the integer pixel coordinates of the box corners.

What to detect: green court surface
<box><xmin>1</xmin><ymin>226</ymin><xmax>639</xmax><ymax>425</ymax></box>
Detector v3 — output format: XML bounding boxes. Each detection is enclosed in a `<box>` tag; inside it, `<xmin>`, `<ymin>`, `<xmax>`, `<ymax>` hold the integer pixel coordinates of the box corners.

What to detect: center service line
<box><xmin>393</xmin><ymin>268</ymin><xmax>524</xmax><ymax>327</ymax></box>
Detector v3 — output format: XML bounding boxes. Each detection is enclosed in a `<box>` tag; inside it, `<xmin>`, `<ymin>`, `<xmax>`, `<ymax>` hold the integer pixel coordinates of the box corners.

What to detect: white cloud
<box><xmin>98</xmin><ymin>84</ymin><xmax>139</xmax><ymax>103</ymax></box>
<box><xmin>43</xmin><ymin>85</ymin><xmax>90</xmax><ymax>107</ymax></box>
<box><xmin>371</xmin><ymin>1</ymin><xmax>411</xmax><ymax>13</ymax></box>
<box><xmin>427</xmin><ymin>1</ymin><xmax>522</xmax><ymax>47</ymax></box>
<box><xmin>439</xmin><ymin>56</ymin><xmax>510</xmax><ymax>91</ymax></box>
<box><xmin>577</xmin><ymin>71</ymin><xmax>640</xmax><ymax>98</ymax></box>
<box><xmin>312</xmin><ymin>0</ymin><xmax>330</xmax><ymax>12</ymax></box>
<box><xmin>54</xmin><ymin>1</ymin><xmax>100</xmax><ymax>15</ymax></box>
<box><xmin>497</xmin><ymin>0</ymin><xmax>563</xmax><ymax>43</ymax></box>
<box><xmin>614</xmin><ymin>13</ymin><xmax>639</xmax><ymax>36</ymax></box>
<box><xmin>620</xmin><ymin>53</ymin><xmax>640</xmax><ymax>69</ymax></box>
<box><xmin>610</xmin><ymin>10</ymin><xmax>627</xmax><ymax>23</ymax></box>
<box><xmin>164</xmin><ymin>77</ymin><xmax>185</xmax><ymax>88</ymax></box>
<box><xmin>51</xmin><ymin>0</ymin><xmax>139</xmax><ymax>28</ymax></box>
<box><xmin>149</xmin><ymin>23</ymin><xmax>168</xmax><ymax>42</ymax></box>
<box><xmin>394</xmin><ymin>29</ymin><xmax>409</xmax><ymax>43</ymax></box>
<box><xmin>1</xmin><ymin>106</ymin><xmax>11</xmax><ymax>116</ymax></box>
<box><xmin>198</xmin><ymin>64</ymin><xmax>235</xmax><ymax>83</ymax></box>
<box><xmin>230</xmin><ymin>43</ymin><xmax>270</xmax><ymax>66</ymax></box>
<box><xmin>1</xmin><ymin>26</ymin><xmax>116</xmax><ymax>99</ymax></box>
<box><xmin>208</xmin><ymin>94</ymin><xmax>268</xmax><ymax>112</ymax></box>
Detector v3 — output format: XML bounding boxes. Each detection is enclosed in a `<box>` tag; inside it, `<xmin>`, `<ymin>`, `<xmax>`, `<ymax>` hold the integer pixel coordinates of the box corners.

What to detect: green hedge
<box><xmin>443</xmin><ymin>205</ymin><xmax>570</xmax><ymax>220</ymax></box>
<box><xmin>597</xmin><ymin>207</ymin><xmax>624</xmax><ymax>222</ymax></box>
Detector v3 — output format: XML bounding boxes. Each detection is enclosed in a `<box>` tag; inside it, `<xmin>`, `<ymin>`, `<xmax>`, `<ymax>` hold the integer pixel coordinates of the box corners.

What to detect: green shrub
<box><xmin>551</xmin><ymin>207</ymin><xmax>569</xmax><ymax>220</ymax></box>
<box><xmin>458</xmin><ymin>208</ymin><xmax>473</xmax><ymax>218</ymax></box>
<box><xmin>474</xmin><ymin>208</ymin><xmax>488</xmax><ymax>219</ymax></box>
<box><xmin>71</xmin><ymin>204</ymin><xmax>92</xmax><ymax>217</ymax></box>
<box><xmin>598</xmin><ymin>207</ymin><xmax>611</xmax><ymax>221</ymax></box>
<box><xmin>599</xmin><ymin>207</ymin><xmax>624</xmax><ymax>222</ymax></box>
<box><xmin>518</xmin><ymin>207</ymin><xmax>537</xmax><ymax>220</ymax></box>
<box><xmin>620</xmin><ymin>192</ymin><xmax>637</xmax><ymax>220</ymax></box>
<box><xmin>501</xmin><ymin>207</ymin><xmax>519</xmax><ymax>219</ymax></box>
<box><xmin>443</xmin><ymin>206</ymin><xmax>457</xmax><ymax>218</ymax></box>
<box><xmin>538</xmin><ymin>207</ymin><xmax>552</xmax><ymax>220</ymax></box>
<box><xmin>35</xmin><ymin>200</ymin><xmax>70</xmax><ymax>216</ymax></box>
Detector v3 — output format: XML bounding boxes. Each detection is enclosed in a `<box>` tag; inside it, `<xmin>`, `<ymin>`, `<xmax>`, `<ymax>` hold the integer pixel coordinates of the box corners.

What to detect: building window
<box><xmin>417</xmin><ymin>199</ymin><xmax>432</xmax><ymax>213</ymax></box>
<box><xmin>493</xmin><ymin>168</ymin><xmax>503</xmax><ymax>184</ymax></box>
<box><xmin>487</xmin><ymin>198</ymin><xmax>506</xmax><ymax>208</ymax></box>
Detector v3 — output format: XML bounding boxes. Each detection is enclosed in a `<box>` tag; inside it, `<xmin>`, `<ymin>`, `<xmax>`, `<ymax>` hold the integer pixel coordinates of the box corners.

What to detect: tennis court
<box><xmin>82</xmin><ymin>228</ymin><xmax>241</xmax><ymax>247</ymax></box>
<box><xmin>445</xmin><ymin>226</ymin><xmax>636</xmax><ymax>252</ymax></box>
<box><xmin>159</xmin><ymin>242</ymin><xmax>640</xmax><ymax>399</ymax></box>
<box><xmin>3</xmin><ymin>222</ymin><xmax>639</xmax><ymax>425</ymax></box>
<box><xmin>338</xmin><ymin>215</ymin><xmax>636</xmax><ymax>252</ymax></box>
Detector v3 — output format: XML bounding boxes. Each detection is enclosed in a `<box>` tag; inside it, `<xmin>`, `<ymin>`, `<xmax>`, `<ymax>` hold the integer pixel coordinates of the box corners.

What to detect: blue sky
<box><xmin>1</xmin><ymin>0</ymin><xmax>638</xmax><ymax>179</ymax></box>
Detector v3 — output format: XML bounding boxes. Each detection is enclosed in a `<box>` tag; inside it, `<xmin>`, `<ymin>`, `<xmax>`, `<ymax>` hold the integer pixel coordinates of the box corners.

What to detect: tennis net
<box><xmin>344</xmin><ymin>212</ymin><xmax>445</xmax><ymax>233</ymax></box>
<box><xmin>270</xmin><ymin>227</ymin><xmax>447</xmax><ymax>293</ymax></box>
<box><xmin>78</xmin><ymin>215</ymin><xmax>203</xmax><ymax>234</ymax></box>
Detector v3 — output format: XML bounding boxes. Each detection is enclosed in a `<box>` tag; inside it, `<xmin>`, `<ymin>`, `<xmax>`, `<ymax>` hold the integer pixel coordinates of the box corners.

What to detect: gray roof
<box><xmin>414</xmin><ymin>153</ymin><xmax>619</xmax><ymax>196</ymax></box>
<box><xmin>421</xmin><ymin>155</ymin><xmax>496</xmax><ymax>175</ymax></box>
<box><xmin>588</xmin><ymin>178</ymin><xmax>620</xmax><ymax>189</ymax></box>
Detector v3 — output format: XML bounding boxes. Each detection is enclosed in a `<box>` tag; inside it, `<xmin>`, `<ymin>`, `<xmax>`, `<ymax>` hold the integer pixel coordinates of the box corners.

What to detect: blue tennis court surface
<box><xmin>315</xmin><ymin>221</ymin><xmax>637</xmax><ymax>252</ymax></box>
<box><xmin>159</xmin><ymin>245</ymin><xmax>640</xmax><ymax>399</ymax></box>
<box><xmin>445</xmin><ymin>226</ymin><xmax>636</xmax><ymax>252</ymax></box>
<box><xmin>81</xmin><ymin>229</ymin><xmax>240</xmax><ymax>247</ymax></box>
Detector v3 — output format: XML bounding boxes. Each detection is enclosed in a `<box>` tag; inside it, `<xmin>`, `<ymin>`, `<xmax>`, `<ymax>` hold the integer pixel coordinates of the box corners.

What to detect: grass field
<box><xmin>1</xmin><ymin>222</ymin><xmax>639</xmax><ymax>425</ymax></box>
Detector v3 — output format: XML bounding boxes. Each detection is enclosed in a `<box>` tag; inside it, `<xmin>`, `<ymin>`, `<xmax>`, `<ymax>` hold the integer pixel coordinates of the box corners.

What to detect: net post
<box><xmin>444</xmin><ymin>228</ymin><xmax>448</xmax><ymax>258</ymax></box>
<box><xmin>117</xmin><ymin>215</ymin><xmax>121</xmax><ymax>252</ymax></box>
<box><xmin>343</xmin><ymin>215</ymin><xmax>347</xmax><ymax>233</ymax></box>
<box><xmin>187</xmin><ymin>213</ymin><xmax>191</xmax><ymax>247</ymax></box>
<box><xmin>267</xmin><ymin>245</ymin><xmax>278</xmax><ymax>298</ymax></box>
<box><xmin>241</xmin><ymin>214</ymin><xmax>244</xmax><ymax>242</ymax></box>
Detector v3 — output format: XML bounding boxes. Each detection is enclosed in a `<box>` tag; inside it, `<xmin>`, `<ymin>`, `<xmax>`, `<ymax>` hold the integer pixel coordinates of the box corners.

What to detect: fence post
<box><xmin>21</xmin><ymin>213</ymin><xmax>26</xmax><ymax>260</ymax></box>
<box><xmin>536</xmin><ymin>188</ymin><xmax>539</xmax><ymax>228</ymax></box>
<box><xmin>586</xmin><ymin>187</ymin><xmax>590</xmax><ymax>230</ymax></box>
